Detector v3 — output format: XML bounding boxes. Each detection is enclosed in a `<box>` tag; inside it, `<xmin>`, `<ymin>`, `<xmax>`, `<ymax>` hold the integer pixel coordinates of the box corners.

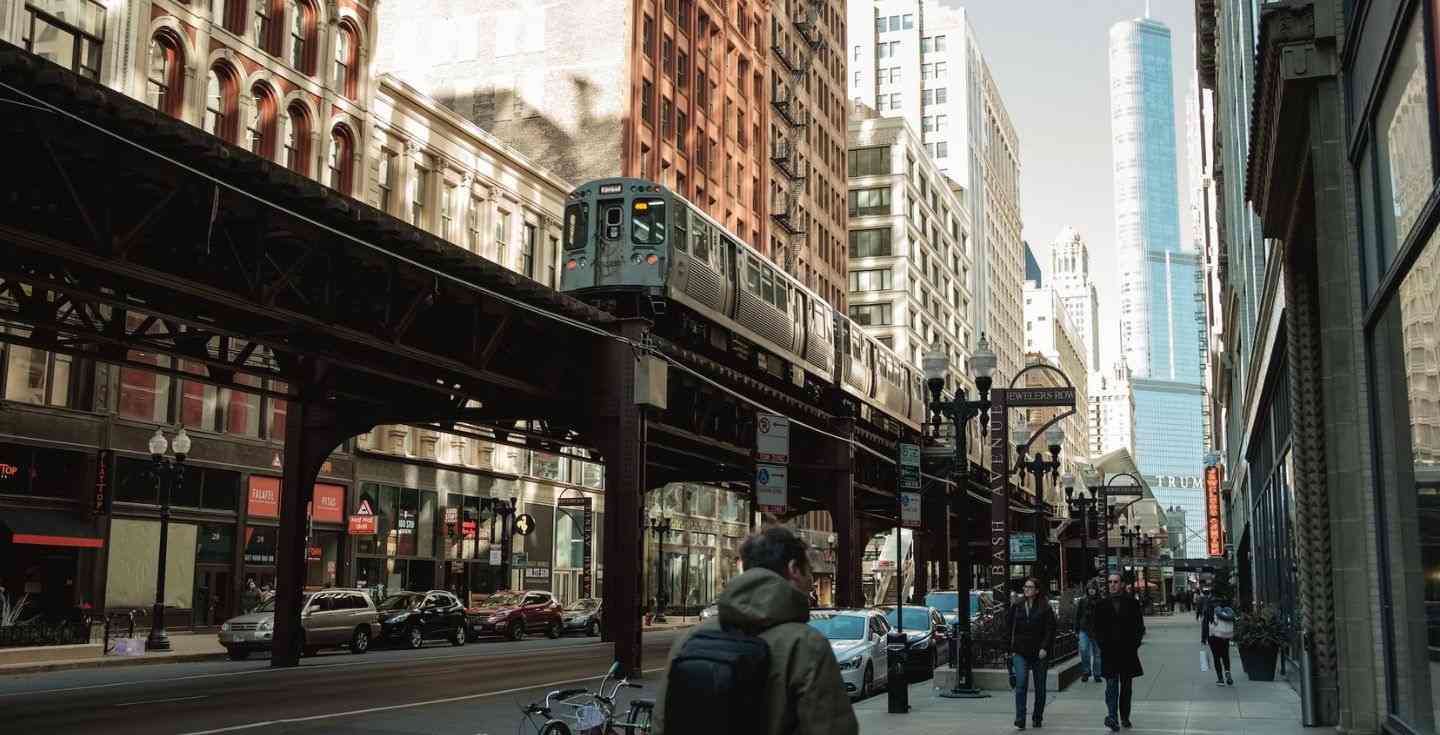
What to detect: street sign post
<box><xmin>900</xmin><ymin>492</ymin><xmax>922</xmax><ymax>528</ymax></box>
<box><xmin>899</xmin><ymin>443</ymin><xmax>921</xmax><ymax>490</ymax></box>
<box><xmin>756</xmin><ymin>413</ymin><xmax>791</xmax><ymax>463</ymax></box>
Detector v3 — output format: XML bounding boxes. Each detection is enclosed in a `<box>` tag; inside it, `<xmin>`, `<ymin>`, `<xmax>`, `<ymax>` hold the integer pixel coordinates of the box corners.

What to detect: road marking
<box><xmin>0</xmin><ymin>639</ymin><xmax>617</xmax><ymax>698</ymax></box>
<box><xmin>114</xmin><ymin>694</ymin><xmax>209</xmax><ymax>707</ymax></box>
<box><xmin>177</xmin><ymin>667</ymin><xmax>665</xmax><ymax>734</ymax></box>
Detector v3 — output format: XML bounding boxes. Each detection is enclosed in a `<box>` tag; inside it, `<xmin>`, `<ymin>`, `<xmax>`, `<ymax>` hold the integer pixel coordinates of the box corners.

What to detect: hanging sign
<box><xmin>755</xmin><ymin>413</ymin><xmax>790</xmax><ymax>463</ymax></box>
<box><xmin>1205</xmin><ymin>465</ymin><xmax>1224</xmax><ymax>557</ymax></box>
<box><xmin>514</xmin><ymin>513</ymin><xmax>537</xmax><ymax>536</ymax></box>
<box><xmin>89</xmin><ymin>449</ymin><xmax>113</xmax><ymax>519</ymax></box>
<box><xmin>899</xmin><ymin>492</ymin><xmax>922</xmax><ymax>528</ymax></box>
<box><xmin>348</xmin><ymin>498</ymin><xmax>377</xmax><ymax>535</ymax></box>
<box><xmin>755</xmin><ymin>463</ymin><xmax>787</xmax><ymax>514</ymax></box>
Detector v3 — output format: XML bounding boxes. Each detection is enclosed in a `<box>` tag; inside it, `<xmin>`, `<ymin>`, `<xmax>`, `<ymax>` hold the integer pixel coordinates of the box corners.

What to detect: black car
<box><xmin>880</xmin><ymin>605</ymin><xmax>951</xmax><ymax>680</ymax></box>
<box><xmin>376</xmin><ymin>590</ymin><xmax>467</xmax><ymax>649</ymax></box>
<box><xmin>561</xmin><ymin>598</ymin><xmax>603</xmax><ymax>636</ymax></box>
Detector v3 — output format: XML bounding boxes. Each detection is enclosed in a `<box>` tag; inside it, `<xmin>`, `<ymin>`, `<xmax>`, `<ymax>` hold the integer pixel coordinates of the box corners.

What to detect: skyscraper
<box><xmin>1109</xmin><ymin>14</ymin><xmax>1208</xmax><ymax>557</ymax></box>
<box><xmin>846</xmin><ymin>1</ymin><xmax>1025</xmax><ymax>385</ymax></box>
<box><xmin>1049</xmin><ymin>226</ymin><xmax>1100</xmax><ymax>372</ymax></box>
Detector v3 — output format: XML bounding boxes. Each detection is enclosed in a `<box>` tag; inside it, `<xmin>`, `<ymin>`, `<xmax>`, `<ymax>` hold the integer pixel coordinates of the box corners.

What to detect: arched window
<box><xmin>146</xmin><ymin>33</ymin><xmax>184</xmax><ymax>117</ymax></box>
<box><xmin>254</xmin><ymin>0</ymin><xmax>284</xmax><ymax>55</ymax></box>
<box><xmin>248</xmin><ymin>84</ymin><xmax>278</xmax><ymax>159</ymax></box>
<box><xmin>289</xmin><ymin>0</ymin><xmax>319</xmax><ymax>75</ymax></box>
<box><xmin>203</xmin><ymin>64</ymin><xmax>239</xmax><ymax>141</ymax></box>
<box><xmin>327</xmin><ymin>124</ymin><xmax>354</xmax><ymax>195</ymax></box>
<box><xmin>282</xmin><ymin>102</ymin><xmax>310</xmax><ymax>174</ymax></box>
<box><xmin>333</xmin><ymin>21</ymin><xmax>359</xmax><ymax>99</ymax></box>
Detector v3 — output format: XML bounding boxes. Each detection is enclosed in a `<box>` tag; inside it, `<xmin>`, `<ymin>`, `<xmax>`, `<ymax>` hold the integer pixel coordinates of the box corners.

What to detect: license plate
<box><xmin>231</xmin><ymin>633</ymin><xmax>248</xmax><ymax>642</ymax></box>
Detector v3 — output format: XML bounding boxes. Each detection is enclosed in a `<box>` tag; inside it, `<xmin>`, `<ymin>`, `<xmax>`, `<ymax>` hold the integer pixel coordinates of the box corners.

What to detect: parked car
<box><xmin>561</xmin><ymin>597</ymin><xmax>603</xmax><ymax>636</ymax></box>
<box><xmin>807</xmin><ymin>609</ymin><xmax>891</xmax><ymax>699</ymax></box>
<box><xmin>218</xmin><ymin>588</ymin><xmax>380</xmax><ymax>660</ymax></box>
<box><xmin>880</xmin><ymin>605</ymin><xmax>951</xmax><ymax>679</ymax></box>
<box><xmin>699</xmin><ymin>603</ymin><xmax>719</xmax><ymax>621</ymax></box>
<box><xmin>376</xmin><ymin>590</ymin><xmax>467</xmax><ymax>649</ymax></box>
<box><xmin>466</xmin><ymin>590</ymin><xmax>563</xmax><ymax>641</ymax></box>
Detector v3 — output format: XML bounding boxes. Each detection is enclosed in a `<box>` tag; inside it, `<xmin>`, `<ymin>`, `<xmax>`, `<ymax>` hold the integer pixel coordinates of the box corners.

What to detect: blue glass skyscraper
<box><xmin>1109</xmin><ymin>16</ymin><xmax>1209</xmax><ymax>557</ymax></box>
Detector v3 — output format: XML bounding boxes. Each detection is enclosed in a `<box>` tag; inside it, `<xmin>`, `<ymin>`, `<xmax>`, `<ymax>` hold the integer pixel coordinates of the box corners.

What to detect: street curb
<box><xmin>0</xmin><ymin>651</ymin><xmax>229</xmax><ymax>676</ymax></box>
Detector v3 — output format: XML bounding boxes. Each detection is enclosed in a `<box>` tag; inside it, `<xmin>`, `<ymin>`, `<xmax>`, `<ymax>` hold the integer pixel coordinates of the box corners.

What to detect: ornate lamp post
<box><xmin>1121</xmin><ymin>524</ymin><xmax>1140</xmax><ymax>577</ymax></box>
<box><xmin>1014</xmin><ymin>425</ymin><xmax>1062</xmax><ymax>583</ymax></box>
<box><xmin>921</xmin><ymin>335</ymin><xmax>996</xmax><ymax>700</ymax></box>
<box><xmin>145</xmin><ymin>427</ymin><xmax>191</xmax><ymax>652</ymax></box>
<box><xmin>1064</xmin><ymin>473</ymin><xmax>1101</xmax><ymax>585</ymax></box>
<box><xmin>648</xmin><ymin>514</ymin><xmax>672</xmax><ymax>623</ymax></box>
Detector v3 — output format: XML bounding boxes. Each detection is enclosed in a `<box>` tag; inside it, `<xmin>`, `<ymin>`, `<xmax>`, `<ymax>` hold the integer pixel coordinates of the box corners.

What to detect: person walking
<box><xmin>1201</xmin><ymin>583</ymin><xmax>1236</xmax><ymax>686</ymax></box>
<box><xmin>240</xmin><ymin>579</ymin><xmax>260</xmax><ymax>614</ymax></box>
<box><xmin>1074</xmin><ymin>582</ymin><xmax>1103</xmax><ymax>683</ymax></box>
<box><xmin>653</xmin><ymin>526</ymin><xmax>857</xmax><ymax>735</ymax></box>
<box><xmin>1093</xmin><ymin>573</ymin><xmax>1146</xmax><ymax>732</ymax></box>
<box><xmin>1194</xmin><ymin>590</ymin><xmax>1207</xmax><ymax>621</ymax></box>
<box><xmin>1008</xmin><ymin>577</ymin><xmax>1057</xmax><ymax>729</ymax></box>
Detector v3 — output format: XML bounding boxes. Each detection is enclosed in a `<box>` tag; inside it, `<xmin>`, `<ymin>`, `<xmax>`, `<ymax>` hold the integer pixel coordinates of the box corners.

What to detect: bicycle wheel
<box><xmin>539</xmin><ymin>721</ymin><xmax>573</xmax><ymax>735</ymax></box>
<box><xmin>620</xmin><ymin>700</ymin><xmax>654</xmax><ymax>732</ymax></box>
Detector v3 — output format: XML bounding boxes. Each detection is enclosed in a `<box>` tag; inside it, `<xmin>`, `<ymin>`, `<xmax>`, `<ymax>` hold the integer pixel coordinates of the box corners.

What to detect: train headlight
<box><xmin>566</xmin><ymin>259</ymin><xmax>578</xmax><ymax>271</ymax></box>
<box><xmin>631</xmin><ymin>253</ymin><xmax>643</xmax><ymax>264</ymax></box>
<box><xmin>645</xmin><ymin>254</ymin><xmax>659</xmax><ymax>265</ymax></box>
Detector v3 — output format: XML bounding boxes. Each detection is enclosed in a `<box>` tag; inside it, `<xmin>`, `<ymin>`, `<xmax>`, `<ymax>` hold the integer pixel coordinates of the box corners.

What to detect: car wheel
<box><xmin>546</xmin><ymin>621</ymin><xmax>561</xmax><ymax>639</ymax></box>
<box><xmin>862</xmin><ymin>663</ymin><xmax>874</xmax><ymax>698</ymax></box>
<box><xmin>450</xmin><ymin>622</ymin><xmax>467</xmax><ymax>646</ymax></box>
<box><xmin>510</xmin><ymin>621</ymin><xmax>526</xmax><ymax>642</ymax></box>
<box><xmin>587</xmin><ymin>620</ymin><xmax>600</xmax><ymax>637</ymax></box>
<box><xmin>227</xmin><ymin>647</ymin><xmax>251</xmax><ymax>661</ymax></box>
<box><xmin>350</xmin><ymin>627</ymin><xmax>370</xmax><ymax>654</ymax></box>
<box><xmin>406</xmin><ymin>625</ymin><xmax>424</xmax><ymax>650</ymax></box>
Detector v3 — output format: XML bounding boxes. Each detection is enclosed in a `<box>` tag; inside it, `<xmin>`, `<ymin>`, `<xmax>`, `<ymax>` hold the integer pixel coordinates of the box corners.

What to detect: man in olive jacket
<box><xmin>653</xmin><ymin>526</ymin><xmax>858</xmax><ymax>735</ymax></box>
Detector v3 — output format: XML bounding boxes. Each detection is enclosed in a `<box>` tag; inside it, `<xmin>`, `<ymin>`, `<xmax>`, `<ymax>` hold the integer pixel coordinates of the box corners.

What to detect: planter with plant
<box><xmin>1234</xmin><ymin>605</ymin><xmax>1291</xmax><ymax>681</ymax></box>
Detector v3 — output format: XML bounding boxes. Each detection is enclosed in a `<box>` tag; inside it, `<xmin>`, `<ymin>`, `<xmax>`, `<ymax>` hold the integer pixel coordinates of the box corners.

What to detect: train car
<box><xmin>559</xmin><ymin>177</ymin><xmax>923</xmax><ymax>433</ymax></box>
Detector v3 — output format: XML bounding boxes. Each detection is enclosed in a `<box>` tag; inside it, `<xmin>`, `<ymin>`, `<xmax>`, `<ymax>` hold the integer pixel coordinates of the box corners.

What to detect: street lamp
<box><xmin>921</xmin><ymin>335</ymin><xmax>995</xmax><ymax>700</ymax></box>
<box><xmin>648</xmin><ymin>514</ymin><xmax>672</xmax><ymax>623</ymax></box>
<box><xmin>1120</xmin><ymin>524</ymin><xmax>1140</xmax><ymax>578</ymax></box>
<box><xmin>1064</xmin><ymin>474</ymin><xmax>1101</xmax><ymax>586</ymax></box>
<box><xmin>145</xmin><ymin>427</ymin><xmax>191</xmax><ymax>652</ymax></box>
<box><xmin>1014</xmin><ymin>425</ymin><xmax>1062</xmax><ymax>583</ymax></box>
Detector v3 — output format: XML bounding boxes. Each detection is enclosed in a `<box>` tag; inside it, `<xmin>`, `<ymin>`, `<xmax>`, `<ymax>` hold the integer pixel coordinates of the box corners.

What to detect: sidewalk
<box><xmin>857</xmin><ymin>615</ymin><xmax>1317</xmax><ymax>735</ymax></box>
<box><xmin>0</xmin><ymin>620</ymin><xmax>697</xmax><ymax>676</ymax></box>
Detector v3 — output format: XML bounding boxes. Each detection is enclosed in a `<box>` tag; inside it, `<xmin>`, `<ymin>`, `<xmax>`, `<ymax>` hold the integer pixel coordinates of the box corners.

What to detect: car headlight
<box><xmin>489</xmin><ymin>614</ymin><xmax>506</xmax><ymax>623</ymax></box>
<box><xmin>221</xmin><ymin>622</ymin><xmax>230</xmax><ymax>632</ymax></box>
<box><xmin>257</xmin><ymin>619</ymin><xmax>272</xmax><ymax>632</ymax></box>
<box><xmin>386</xmin><ymin>614</ymin><xmax>410</xmax><ymax>624</ymax></box>
<box><xmin>838</xmin><ymin>656</ymin><xmax>863</xmax><ymax>670</ymax></box>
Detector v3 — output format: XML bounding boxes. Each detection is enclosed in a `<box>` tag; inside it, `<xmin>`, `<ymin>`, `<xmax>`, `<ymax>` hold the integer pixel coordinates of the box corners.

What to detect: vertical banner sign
<box><xmin>899</xmin><ymin>492</ymin><xmax>922</xmax><ymax>528</ymax></box>
<box><xmin>989</xmin><ymin>390</ymin><xmax>1010</xmax><ymax>583</ymax></box>
<box><xmin>755</xmin><ymin>413</ymin><xmax>791</xmax><ymax>463</ymax></box>
<box><xmin>1205</xmin><ymin>465</ymin><xmax>1224</xmax><ymax>557</ymax></box>
<box><xmin>559</xmin><ymin>496</ymin><xmax>595</xmax><ymax>598</ymax></box>
<box><xmin>755</xmin><ymin>464</ymin><xmax>788</xmax><ymax>514</ymax></box>
<box><xmin>90</xmin><ymin>449</ymin><xmax>113</xmax><ymax>519</ymax></box>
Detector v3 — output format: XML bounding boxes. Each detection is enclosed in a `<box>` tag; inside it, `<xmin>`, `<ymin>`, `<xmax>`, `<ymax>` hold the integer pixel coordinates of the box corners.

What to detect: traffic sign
<box><xmin>756</xmin><ymin>463</ymin><xmax>788</xmax><ymax>514</ymax></box>
<box><xmin>899</xmin><ymin>492</ymin><xmax>922</xmax><ymax>528</ymax></box>
<box><xmin>514</xmin><ymin>513</ymin><xmax>537</xmax><ymax>536</ymax></box>
<box><xmin>756</xmin><ymin>413</ymin><xmax>790</xmax><ymax>463</ymax></box>
<box><xmin>899</xmin><ymin>443</ymin><xmax>921</xmax><ymax>490</ymax></box>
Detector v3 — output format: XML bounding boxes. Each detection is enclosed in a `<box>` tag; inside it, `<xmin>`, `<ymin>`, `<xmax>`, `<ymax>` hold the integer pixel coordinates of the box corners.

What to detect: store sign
<box><xmin>310</xmin><ymin>484</ymin><xmax>344</xmax><ymax>524</ymax></box>
<box><xmin>899</xmin><ymin>492</ymin><xmax>922</xmax><ymax>528</ymax></box>
<box><xmin>1009</xmin><ymin>532</ymin><xmax>1037</xmax><ymax>562</ymax></box>
<box><xmin>755</xmin><ymin>413</ymin><xmax>790</xmax><ymax>463</ymax></box>
<box><xmin>307</xmin><ymin>546</ymin><xmax>322</xmax><ymax>561</ymax></box>
<box><xmin>755</xmin><ymin>464</ymin><xmax>787</xmax><ymax>514</ymax></box>
<box><xmin>524</xmin><ymin>567</ymin><xmax>551</xmax><ymax>579</ymax></box>
<box><xmin>444</xmin><ymin>507</ymin><xmax>459</xmax><ymax>525</ymax></box>
<box><xmin>90</xmin><ymin>449</ymin><xmax>113</xmax><ymax>519</ymax></box>
<box><xmin>243</xmin><ymin>526</ymin><xmax>276</xmax><ymax>565</ymax></box>
<box><xmin>1205</xmin><ymin>466</ymin><xmax>1224</xmax><ymax>557</ymax></box>
<box><xmin>348</xmin><ymin>498</ymin><xmax>377</xmax><ymax>535</ymax></box>
<box><xmin>489</xmin><ymin>548</ymin><xmax>503</xmax><ymax>566</ymax></box>
<box><xmin>248</xmin><ymin>476</ymin><xmax>280</xmax><ymax>519</ymax></box>
<box><xmin>397</xmin><ymin>509</ymin><xmax>417</xmax><ymax>535</ymax></box>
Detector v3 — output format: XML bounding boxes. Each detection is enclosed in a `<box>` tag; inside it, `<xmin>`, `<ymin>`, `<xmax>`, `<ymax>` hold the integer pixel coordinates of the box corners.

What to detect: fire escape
<box><xmin>769</xmin><ymin>0</ymin><xmax>826</xmax><ymax>276</ymax></box>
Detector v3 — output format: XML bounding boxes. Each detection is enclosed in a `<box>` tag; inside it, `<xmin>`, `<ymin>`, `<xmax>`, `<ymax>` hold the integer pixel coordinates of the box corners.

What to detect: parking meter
<box><xmin>887</xmin><ymin>630</ymin><xmax>910</xmax><ymax>713</ymax></box>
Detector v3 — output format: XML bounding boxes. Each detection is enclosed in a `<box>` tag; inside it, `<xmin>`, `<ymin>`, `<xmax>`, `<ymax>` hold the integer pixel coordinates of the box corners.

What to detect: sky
<box><xmin>942</xmin><ymin>0</ymin><xmax>1199</xmax><ymax>374</ymax></box>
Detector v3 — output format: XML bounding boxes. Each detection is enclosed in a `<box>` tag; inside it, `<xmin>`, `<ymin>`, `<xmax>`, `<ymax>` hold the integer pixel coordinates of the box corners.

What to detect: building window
<box><xmin>847</xmin><ymin>187</ymin><xmax>891</xmax><ymax>216</ymax></box>
<box><xmin>890</xmin><ymin>93</ymin><xmax>901</xmax><ymax>109</ymax></box>
<box><xmin>642</xmin><ymin>79</ymin><xmax>655</xmax><ymax>126</ymax></box>
<box><xmin>696</xmin><ymin>70</ymin><xmax>708</xmax><ymax>109</ymax></box>
<box><xmin>289</xmin><ymin>0</ymin><xmax>318</xmax><ymax>74</ymax></box>
<box><xmin>849</xmin><ymin>269</ymin><xmax>893</xmax><ymax>292</ymax></box>
<box><xmin>934</xmin><ymin>61</ymin><xmax>948</xmax><ymax>77</ymax></box>
<box><xmin>283</xmin><ymin>102</ymin><xmax>310</xmax><ymax>174</ymax></box>
<box><xmin>902</xmin><ymin>13</ymin><xmax>914</xmax><ymax>29</ymax></box>
<box><xmin>662</xmin><ymin>97</ymin><xmax>674</xmax><ymax>137</ymax></box>
<box><xmin>334</xmin><ymin>22</ymin><xmax>359</xmax><ymax>99</ymax></box>
<box><xmin>146</xmin><ymin>33</ymin><xmax>184</xmax><ymax>118</ymax></box>
<box><xmin>678</xmin><ymin>0</ymin><xmax>691</xmax><ymax>28</ymax></box>
<box><xmin>378</xmin><ymin>147</ymin><xmax>398</xmax><ymax>213</ymax></box>
<box><xmin>934</xmin><ymin>35</ymin><xmax>947</xmax><ymax>52</ymax></box>
<box><xmin>441</xmin><ymin>183</ymin><xmax>458</xmax><ymax>242</ymax></box>
<box><xmin>522</xmin><ymin>222</ymin><xmax>537</xmax><ymax>278</ymax></box>
<box><xmin>22</xmin><ymin>0</ymin><xmax>105</xmax><ymax>79</ymax></box>
<box><xmin>466</xmin><ymin>196</ymin><xmax>482</xmax><ymax>252</ymax></box>
<box><xmin>643</xmin><ymin>14</ymin><xmax>655</xmax><ymax>58</ymax></box>
<box><xmin>495</xmin><ymin>209</ymin><xmax>511</xmax><ymax>265</ymax></box>
<box><xmin>876</xmin><ymin>16</ymin><xmax>886</xmax><ymax>33</ymax></box>
<box><xmin>848</xmin><ymin>303</ymin><xmax>893</xmax><ymax>326</ymax></box>
<box><xmin>662</xmin><ymin>36</ymin><xmax>674</xmax><ymax>77</ymax></box>
<box><xmin>848</xmin><ymin>146</ymin><xmax>889</xmax><ymax>177</ymax></box>
<box><xmin>922</xmin><ymin>63</ymin><xmax>934</xmax><ymax>80</ymax></box>
<box><xmin>1</xmin><ymin>335</ymin><xmax>72</xmax><ymax>408</ymax></box>
<box><xmin>255</xmin><ymin>0</ymin><xmax>281</xmax><ymax>55</ymax></box>
<box><xmin>411</xmin><ymin>153</ymin><xmax>433</xmax><ymax>228</ymax></box>
<box><xmin>677</xmin><ymin>51</ymin><xmax>689</xmax><ymax>89</ymax></box>
<box><xmin>677</xmin><ymin>110</ymin><xmax>688</xmax><ymax>153</ymax></box>
<box><xmin>204</xmin><ymin>64</ymin><xmax>239</xmax><ymax>141</ymax></box>
<box><xmin>248</xmin><ymin>84</ymin><xmax>278</xmax><ymax>159</ymax></box>
<box><xmin>327</xmin><ymin>124</ymin><xmax>354</xmax><ymax>195</ymax></box>
<box><xmin>849</xmin><ymin>228</ymin><xmax>892</xmax><ymax>257</ymax></box>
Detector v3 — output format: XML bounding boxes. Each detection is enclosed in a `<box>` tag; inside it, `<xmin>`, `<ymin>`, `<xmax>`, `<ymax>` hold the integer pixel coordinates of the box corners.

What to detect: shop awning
<box><xmin>0</xmin><ymin>510</ymin><xmax>104</xmax><ymax>548</ymax></box>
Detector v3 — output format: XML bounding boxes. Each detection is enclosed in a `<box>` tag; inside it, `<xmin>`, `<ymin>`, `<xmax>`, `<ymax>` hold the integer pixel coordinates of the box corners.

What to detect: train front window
<box><xmin>564</xmin><ymin>202</ymin><xmax>588</xmax><ymax>250</ymax></box>
<box><xmin>632</xmin><ymin>198</ymin><xmax>667</xmax><ymax>245</ymax></box>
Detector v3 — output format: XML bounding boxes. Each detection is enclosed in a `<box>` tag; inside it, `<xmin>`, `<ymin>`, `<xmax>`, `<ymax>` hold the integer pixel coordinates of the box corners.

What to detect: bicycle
<box><xmin>518</xmin><ymin>662</ymin><xmax>655</xmax><ymax>735</ymax></box>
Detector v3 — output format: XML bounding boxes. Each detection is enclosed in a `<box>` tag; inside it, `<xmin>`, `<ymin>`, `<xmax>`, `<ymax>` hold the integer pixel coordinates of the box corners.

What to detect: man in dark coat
<box><xmin>1092</xmin><ymin>573</ymin><xmax>1145</xmax><ymax>732</ymax></box>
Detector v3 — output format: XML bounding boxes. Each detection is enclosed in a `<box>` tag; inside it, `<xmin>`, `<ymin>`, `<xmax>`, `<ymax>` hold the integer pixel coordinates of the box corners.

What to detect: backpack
<box><xmin>662</xmin><ymin>626</ymin><xmax>771</xmax><ymax>735</ymax></box>
<box><xmin>1211</xmin><ymin>606</ymin><xmax>1235</xmax><ymax>640</ymax></box>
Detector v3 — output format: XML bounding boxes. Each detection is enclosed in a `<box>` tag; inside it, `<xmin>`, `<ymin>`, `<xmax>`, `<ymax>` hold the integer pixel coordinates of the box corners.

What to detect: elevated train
<box><xmin>558</xmin><ymin>178</ymin><xmax>927</xmax><ymax>435</ymax></box>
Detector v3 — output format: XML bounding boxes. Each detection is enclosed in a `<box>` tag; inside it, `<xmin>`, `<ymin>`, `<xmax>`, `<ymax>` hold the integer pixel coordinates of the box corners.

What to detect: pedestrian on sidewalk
<box><xmin>1008</xmin><ymin>576</ymin><xmax>1057</xmax><ymax>730</ymax></box>
<box><xmin>1200</xmin><ymin>583</ymin><xmax>1236</xmax><ymax>686</ymax></box>
<box><xmin>240</xmin><ymin>579</ymin><xmax>260</xmax><ymax>614</ymax></box>
<box><xmin>653</xmin><ymin>525</ymin><xmax>857</xmax><ymax>735</ymax></box>
<box><xmin>1093</xmin><ymin>573</ymin><xmax>1145</xmax><ymax>732</ymax></box>
<box><xmin>1074</xmin><ymin>582</ymin><xmax>1103</xmax><ymax>683</ymax></box>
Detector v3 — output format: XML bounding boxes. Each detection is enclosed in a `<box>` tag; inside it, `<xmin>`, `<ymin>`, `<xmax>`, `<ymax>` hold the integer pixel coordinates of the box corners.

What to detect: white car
<box><xmin>808</xmin><ymin>609</ymin><xmax>891</xmax><ymax>699</ymax></box>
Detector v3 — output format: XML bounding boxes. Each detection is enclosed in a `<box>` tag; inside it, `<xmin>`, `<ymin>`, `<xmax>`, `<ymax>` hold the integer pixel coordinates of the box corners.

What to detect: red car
<box><xmin>466</xmin><ymin>590</ymin><xmax>563</xmax><ymax>641</ymax></box>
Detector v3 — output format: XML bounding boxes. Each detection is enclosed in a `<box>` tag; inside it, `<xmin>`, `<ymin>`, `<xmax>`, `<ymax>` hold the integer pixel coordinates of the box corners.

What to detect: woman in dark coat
<box><xmin>1092</xmin><ymin>573</ymin><xmax>1145</xmax><ymax>732</ymax></box>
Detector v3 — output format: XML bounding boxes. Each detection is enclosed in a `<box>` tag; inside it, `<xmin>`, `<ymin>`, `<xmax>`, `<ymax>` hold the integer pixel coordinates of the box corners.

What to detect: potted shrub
<box><xmin>1234</xmin><ymin>605</ymin><xmax>1290</xmax><ymax>681</ymax></box>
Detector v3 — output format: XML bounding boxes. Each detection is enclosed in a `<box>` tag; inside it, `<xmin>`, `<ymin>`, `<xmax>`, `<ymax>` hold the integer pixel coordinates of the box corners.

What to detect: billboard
<box><xmin>1205</xmin><ymin>465</ymin><xmax>1223</xmax><ymax>557</ymax></box>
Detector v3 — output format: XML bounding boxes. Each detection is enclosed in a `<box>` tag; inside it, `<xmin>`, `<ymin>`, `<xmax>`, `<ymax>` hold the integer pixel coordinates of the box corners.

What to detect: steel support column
<box><xmin>590</xmin><ymin>320</ymin><xmax>648</xmax><ymax>677</ymax></box>
<box><xmin>829</xmin><ymin>419</ymin><xmax>861</xmax><ymax>608</ymax></box>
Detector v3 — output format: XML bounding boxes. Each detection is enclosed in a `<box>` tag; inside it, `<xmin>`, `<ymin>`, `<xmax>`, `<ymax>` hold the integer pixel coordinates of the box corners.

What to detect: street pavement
<box><xmin>856</xmin><ymin>613</ymin><xmax>1313</xmax><ymax>735</ymax></box>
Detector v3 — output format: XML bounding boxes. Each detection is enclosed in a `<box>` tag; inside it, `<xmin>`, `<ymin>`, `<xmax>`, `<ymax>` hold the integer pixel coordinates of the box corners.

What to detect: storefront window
<box><xmin>197</xmin><ymin>524</ymin><xmax>235</xmax><ymax>564</ymax></box>
<box><xmin>530</xmin><ymin>451</ymin><xmax>564</xmax><ymax>481</ymax></box>
<box><xmin>1375</xmin><ymin>12</ymin><xmax>1433</xmax><ymax>281</ymax></box>
<box><xmin>243</xmin><ymin>525</ymin><xmax>277</xmax><ymax>565</ymax></box>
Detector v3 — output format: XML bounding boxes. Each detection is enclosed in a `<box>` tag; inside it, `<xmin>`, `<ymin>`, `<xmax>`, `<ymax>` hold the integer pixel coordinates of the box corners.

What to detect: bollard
<box><xmin>887</xmin><ymin>630</ymin><xmax>910</xmax><ymax>713</ymax></box>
